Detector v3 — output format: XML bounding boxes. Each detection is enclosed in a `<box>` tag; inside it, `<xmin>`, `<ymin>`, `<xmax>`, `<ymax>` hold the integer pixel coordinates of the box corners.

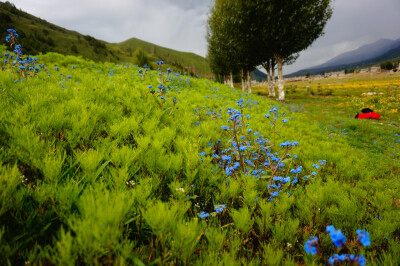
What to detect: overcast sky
<box><xmin>8</xmin><ymin>0</ymin><xmax>400</xmax><ymax>74</ymax></box>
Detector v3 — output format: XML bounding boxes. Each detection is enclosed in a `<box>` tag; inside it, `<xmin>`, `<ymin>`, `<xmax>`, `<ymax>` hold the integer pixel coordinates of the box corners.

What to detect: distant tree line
<box><xmin>380</xmin><ymin>61</ymin><xmax>399</xmax><ymax>71</ymax></box>
<box><xmin>206</xmin><ymin>0</ymin><xmax>333</xmax><ymax>100</ymax></box>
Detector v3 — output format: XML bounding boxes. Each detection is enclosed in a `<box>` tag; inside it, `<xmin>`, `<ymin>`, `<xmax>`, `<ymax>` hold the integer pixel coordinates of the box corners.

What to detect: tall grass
<box><xmin>0</xmin><ymin>45</ymin><xmax>399</xmax><ymax>265</ymax></box>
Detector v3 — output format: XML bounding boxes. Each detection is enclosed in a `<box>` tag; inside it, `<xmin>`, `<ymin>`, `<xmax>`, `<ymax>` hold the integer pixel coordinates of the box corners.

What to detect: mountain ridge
<box><xmin>287</xmin><ymin>38</ymin><xmax>400</xmax><ymax>77</ymax></box>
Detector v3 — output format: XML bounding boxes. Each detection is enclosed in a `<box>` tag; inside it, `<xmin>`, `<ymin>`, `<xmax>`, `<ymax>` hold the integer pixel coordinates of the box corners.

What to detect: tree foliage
<box><xmin>207</xmin><ymin>0</ymin><xmax>333</xmax><ymax>99</ymax></box>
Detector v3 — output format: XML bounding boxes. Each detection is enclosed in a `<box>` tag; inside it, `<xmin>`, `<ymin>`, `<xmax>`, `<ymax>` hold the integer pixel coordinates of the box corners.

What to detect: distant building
<box><xmin>359</xmin><ymin>68</ymin><xmax>369</xmax><ymax>74</ymax></box>
<box><xmin>285</xmin><ymin>76</ymin><xmax>307</xmax><ymax>82</ymax></box>
<box><xmin>324</xmin><ymin>71</ymin><xmax>345</xmax><ymax>78</ymax></box>
<box><xmin>370</xmin><ymin>66</ymin><xmax>380</xmax><ymax>73</ymax></box>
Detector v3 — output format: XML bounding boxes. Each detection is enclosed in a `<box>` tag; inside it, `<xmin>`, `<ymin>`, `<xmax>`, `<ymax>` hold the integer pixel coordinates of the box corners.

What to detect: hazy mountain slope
<box><xmin>287</xmin><ymin>38</ymin><xmax>400</xmax><ymax>77</ymax></box>
<box><xmin>319</xmin><ymin>38</ymin><xmax>400</xmax><ymax>67</ymax></box>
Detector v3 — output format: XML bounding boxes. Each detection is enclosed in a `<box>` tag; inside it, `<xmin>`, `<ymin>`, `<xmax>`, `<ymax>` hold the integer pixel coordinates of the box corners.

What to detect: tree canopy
<box><xmin>207</xmin><ymin>0</ymin><xmax>333</xmax><ymax>99</ymax></box>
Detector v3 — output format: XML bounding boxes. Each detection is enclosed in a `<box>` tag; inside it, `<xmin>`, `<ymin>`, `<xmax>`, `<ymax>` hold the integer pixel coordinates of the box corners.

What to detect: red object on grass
<box><xmin>357</xmin><ymin>112</ymin><xmax>380</xmax><ymax>119</ymax></box>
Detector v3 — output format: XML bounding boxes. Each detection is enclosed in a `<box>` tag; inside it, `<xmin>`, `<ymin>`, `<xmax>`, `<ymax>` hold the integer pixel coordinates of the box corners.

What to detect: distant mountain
<box><xmin>287</xmin><ymin>38</ymin><xmax>400</xmax><ymax>77</ymax></box>
<box><xmin>251</xmin><ymin>69</ymin><xmax>267</xmax><ymax>81</ymax></box>
<box><xmin>0</xmin><ymin>1</ymin><xmax>211</xmax><ymax>76</ymax></box>
<box><xmin>115</xmin><ymin>38</ymin><xmax>210</xmax><ymax>76</ymax></box>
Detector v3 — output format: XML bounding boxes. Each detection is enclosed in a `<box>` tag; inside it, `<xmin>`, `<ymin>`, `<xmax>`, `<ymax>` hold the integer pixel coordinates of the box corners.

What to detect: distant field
<box><xmin>253</xmin><ymin>72</ymin><xmax>400</xmax><ymax>175</ymax></box>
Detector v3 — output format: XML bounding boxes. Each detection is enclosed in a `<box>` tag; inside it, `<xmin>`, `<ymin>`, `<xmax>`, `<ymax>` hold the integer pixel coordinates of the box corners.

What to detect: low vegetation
<box><xmin>1</xmin><ymin>27</ymin><xmax>399</xmax><ymax>265</ymax></box>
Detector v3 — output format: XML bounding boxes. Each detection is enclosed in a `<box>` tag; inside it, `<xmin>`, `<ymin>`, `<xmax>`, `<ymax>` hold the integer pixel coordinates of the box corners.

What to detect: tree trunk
<box><xmin>276</xmin><ymin>55</ymin><xmax>285</xmax><ymax>100</ymax></box>
<box><xmin>263</xmin><ymin>59</ymin><xmax>276</xmax><ymax>98</ymax></box>
<box><xmin>247</xmin><ymin>70</ymin><xmax>252</xmax><ymax>94</ymax></box>
<box><xmin>271</xmin><ymin>61</ymin><xmax>276</xmax><ymax>97</ymax></box>
<box><xmin>229</xmin><ymin>72</ymin><xmax>234</xmax><ymax>88</ymax></box>
<box><xmin>241</xmin><ymin>68</ymin><xmax>247</xmax><ymax>92</ymax></box>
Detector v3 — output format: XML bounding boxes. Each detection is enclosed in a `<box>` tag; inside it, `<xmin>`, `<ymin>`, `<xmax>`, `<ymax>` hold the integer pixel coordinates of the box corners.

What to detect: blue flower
<box><xmin>282</xmin><ymin>119</ymin><xmax>288</xmax><ymax>123</ymax></box>
<box><xmin>354</xmin><ymin>255</ymin><xmax>366</xmax><ymax>266</ymax></box>
<box><xmin>282</xmin><ymin>177</ymin><xmax>291</xmax><ymax>184</ymax></box>
<box><xmin>221</xmin><ymin>126</ymin><xmax>228</xmax><ymax>130</ymax></box>
<box><xmin>328</xmin><ymin>254</ymin><xmax>339</xmax><ymax>265</ymax></box>
<box><xmin>200</xmin><ymin>211</ymin><xmax>209</xmax><ymax>219</ymax></box>
<box><xmin>225</xmin><ymin>167</ymin><xmax>232</xmax><ymax>176</ymax></box>
<box><xmin>326</xmin><ymin>225</ymin><xmax>346</xmax><ymax>248</ymax></box>
<box><xmin>304</xmin><ymin>236</ymin><xmax>318</xmax><ymax>255</ymax></box>
<box><xmin>356</xmin><ymin>229</ymin><xmax>371</xmax><ymax>247</ymax></box>
<box><xmin>271</xmin><ymin>191</ymin><xmax>279</xmax><ymax>197</ymax></box>
<box><xmin>214</xmin><ymin>204</ymin><xmax>226</xmax><ymax>213</ymax></box>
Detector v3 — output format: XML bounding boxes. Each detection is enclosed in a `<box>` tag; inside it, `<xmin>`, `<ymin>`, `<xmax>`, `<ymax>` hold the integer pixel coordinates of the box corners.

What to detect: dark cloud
<box><xmin>7</xmin><ymin>0</ymin><xmax>400</xmax><ymax>74</ymax></box>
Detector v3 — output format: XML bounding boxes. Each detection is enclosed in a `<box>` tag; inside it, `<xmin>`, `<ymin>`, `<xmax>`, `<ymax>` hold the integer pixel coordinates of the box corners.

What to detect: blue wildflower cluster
<box><xmin>200</xmin><ymin>211</ymin><xmax>210</xmax><ymax>219</ymax></box>
<box><xmin>2</xmin><ymin>29</ymin><xmax>42</xmax><ymax>79</ymax></box>
<box><xmin>202</xmin><ymin>100</ymin><xmax>326</xmax><ymax>200</ymax></box>
<box><xmin>304</xmin><ymin>236</ymin><xmax>319</xmax><ymax>255</ymax></box>
<box><xmin>140</xmin><ymin>60</ymin><xmax>180</xmax><ymax>109</ymax></box>
<box><xmin>193</xmin><ymin>106</ymin><xmax>223</xmax><ymax>126</ymax></box>
<box><xmin>214</xmin><ymin>204</ymin><xmax>226</xmax><ymax>213</ymax></box>
<box><xmin>305</xmin><ymin>225</ymin><xmax>370</xmax><ymax>265</ymax></box>
<box><xmin>326</xmin><ymin>225</ymin><xmax>347</xmax><ymax>248</ymax></box>
<box><xmin>198</xmin><ymin>204</ymin><xmax>226</xmax><ymax>220</ymax></box>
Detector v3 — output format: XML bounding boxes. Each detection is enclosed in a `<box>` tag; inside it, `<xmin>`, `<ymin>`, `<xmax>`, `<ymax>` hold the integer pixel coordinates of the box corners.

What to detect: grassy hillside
<box><xmin>114</xmin><ymin>38</ymin><xmax>210</xmax><ymax>76</ymax></box>
<box><xmin>0</xmin><ymin>1</ymin><xmax>211</xmax><ymax>76</ymax></box>
<box><xmin>1</xmin><ymin>34</ymin><xmax>400</xmax><ymax>265</ymax></box>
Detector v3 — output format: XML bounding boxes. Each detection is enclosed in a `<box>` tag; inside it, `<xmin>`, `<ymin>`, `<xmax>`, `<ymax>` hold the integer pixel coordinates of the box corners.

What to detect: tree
<box><xmin>207</xmin><ymin>0</ymin><xmax>238</xmax><ymax>86</ymax></box>
<box><xmin>261</xmin><ymin>58</ymin><xmax>276</xmax><ymax>97</ymax></box>
<box><xmin>264</xmin><ymin>0</ymin><xmax>333</xmax><ymax>100</ymax></box>
<box><xmin>207</xmin><ymin>0</ymin><xmax>262</xmax><ymax>92</ymax></box>
<box><xmin>207</xmin><ymin>0</ymin><xmax>332</xmax><ymax>99</ymax></box>
<box><xmin>381</xmin><ymin>61</ymin><xmax>394</xmax><ymax>70</ymax></box>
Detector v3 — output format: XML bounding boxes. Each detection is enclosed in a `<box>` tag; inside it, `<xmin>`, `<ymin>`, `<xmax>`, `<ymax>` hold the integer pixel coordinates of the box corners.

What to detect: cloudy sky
<box><xmin>8</xmin><ymin>0</ymin><xmax>400</xmax><ymax>74</ymax></box>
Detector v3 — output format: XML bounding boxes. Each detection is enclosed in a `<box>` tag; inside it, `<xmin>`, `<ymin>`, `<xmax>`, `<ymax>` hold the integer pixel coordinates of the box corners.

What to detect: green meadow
<box><xmin>1</xmin><ymin>45</ymin><xmax>400</xmax><ymax>265</ymax></box>
<box><xmin>253</xmin><ymin>73</ymin><xmax>400</xmax><ymax>173</ymax></box>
